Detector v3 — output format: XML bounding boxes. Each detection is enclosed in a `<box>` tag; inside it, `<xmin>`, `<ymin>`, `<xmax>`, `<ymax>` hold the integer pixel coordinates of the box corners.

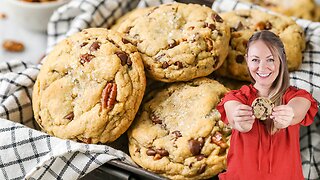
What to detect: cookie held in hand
<box><xmin>251</xmin><ymin>97</ymin><xmax>274</xmax><ymax>120</ymax></box>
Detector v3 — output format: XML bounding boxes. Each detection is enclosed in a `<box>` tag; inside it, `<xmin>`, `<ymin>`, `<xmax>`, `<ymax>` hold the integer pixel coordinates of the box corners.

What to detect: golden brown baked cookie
<box><xmin>32</xmin><ymin>28</ymin><xmax>146</xmax><ymax>143</ymax></box>
<box><xmin>117</xmin><ymin>3</ymin><xmax>230</xmax><ymax>82</ymax></box>
<box><xmin>240</xmin><ymin>0</ymin><xmax>318</xmax><ymax>21</ymax></box>
<box><xmin>251</xmin><ymin>97</ymin><xmax>274</xmax><ymax>120</ymax></box>
<box><xmin>128</xmin><ymin>77</ymin><xmax>231</xmax><ymax>179</ymax></box>
<box><xmin>214</xmin><ymin>9</ymin><xmax>305</xmax><ymax>81</ymax></box>
<box><xmin>111</xmin><ymin>7</ymin><xmax>151</xmax><ymax>31</ymax></box>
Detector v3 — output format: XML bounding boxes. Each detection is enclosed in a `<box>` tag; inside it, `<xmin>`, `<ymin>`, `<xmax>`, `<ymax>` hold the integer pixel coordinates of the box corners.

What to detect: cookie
<box><xmin>32</xmin><ymin>28</ymin><xmax>146</xmax><ymax>143</ymax></box>
<box><xmin>128</xmin><ymin>77</ymin><xmax>231</xmax><ymax>179</ymax></box>
<box><xmin>111</xmin><ymin>7</ymin><xmax>151</xmax><ymax>31</ymax></box>
<box><xmin>241</xmin><ymin>0</ymin><xmax>317</xmax><ymax>21</ymax></box>
<box><xmin>214</xmin><ymin>9</ymin><xmax>305</xmax><ymax>81</ymax></box>
<box><xmin>251</xmin><ymin>97</ymin><xmax>274</xmax><ymax>120</ymax></box>
<box><xmin>117</xmin><ymin>3</ymin><xmax>230</xmax><ymax>82</ymax></box>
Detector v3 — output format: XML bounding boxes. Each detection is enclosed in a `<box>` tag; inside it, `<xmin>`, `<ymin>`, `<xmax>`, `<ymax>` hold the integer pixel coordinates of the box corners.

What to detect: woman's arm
<box><xmin>224</xmin><ymin>100</ymin><xmax>255</xmax><ymax>132</ymax></box>
<box><xmin>271</xmin><ymin>97</ymin><xmax>311</xmax><ymax>128</ymax></box>
<box><xmin>288</xmin><ymin>97</ymin><xmax>311</xmax><ymax>125</ymax></box>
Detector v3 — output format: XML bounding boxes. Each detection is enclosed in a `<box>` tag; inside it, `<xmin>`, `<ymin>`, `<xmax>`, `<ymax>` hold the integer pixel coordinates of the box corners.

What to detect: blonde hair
<box><xmin>246</xmin><ymin>30</ymin><xmax>290</xmax><ymax>106</ymax></box>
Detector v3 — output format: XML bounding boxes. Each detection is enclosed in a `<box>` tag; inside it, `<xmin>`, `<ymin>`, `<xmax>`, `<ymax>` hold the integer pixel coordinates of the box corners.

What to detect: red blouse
<box><xmin>217</xmin><ymin>85</ymin><xmax>318</xmax><ymax>180</ymax></box>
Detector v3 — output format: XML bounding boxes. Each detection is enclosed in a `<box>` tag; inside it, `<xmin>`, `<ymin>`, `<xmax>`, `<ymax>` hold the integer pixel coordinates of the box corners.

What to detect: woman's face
<box><xmin>247</xmin><ymin>40</ymin><xmax>280</xmax><ymax>88</ymax></box>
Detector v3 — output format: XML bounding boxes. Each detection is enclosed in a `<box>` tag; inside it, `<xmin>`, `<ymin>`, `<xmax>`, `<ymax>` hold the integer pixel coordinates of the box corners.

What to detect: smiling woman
<box><xmin>216</xmin><ymin>30</ymin><xmax>318</xmax><ymax>180</ymax></box>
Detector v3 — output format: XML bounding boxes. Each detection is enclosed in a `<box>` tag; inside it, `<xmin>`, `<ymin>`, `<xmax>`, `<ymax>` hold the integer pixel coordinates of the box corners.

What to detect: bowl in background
<box><xmin>5</xmin><ymin>0</ymin><xmax>70</xmax><ymax>32</ymax></box>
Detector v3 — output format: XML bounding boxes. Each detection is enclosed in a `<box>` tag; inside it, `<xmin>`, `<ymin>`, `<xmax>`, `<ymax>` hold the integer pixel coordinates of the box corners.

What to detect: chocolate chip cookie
<box><xmin>32</xmin><ymin>28</ymin><xmax>146</xmax><ymax>143</ymax></box>
<box><xmin>111</xmin><ymin>7</ymin><xmax>151</xmax><ymax>31</ymax></box>
<box><xmin>128</xmin><ymin>77</ymin><xmax>231</xmax><ymax>179</ymax></box>
<box><xmin>117</xmin><ymin>3</ymin><xmax>231</xmax><ymax>82</ymax></box>
<box><xmin>251</xmin><ymin>97</ymin><xmax>274</xmax><ymax>120</ymax></box>
<box><xmin>214</xmin><ymin>9</ymin><xmax>305</xmax><ymax>81</ymax></box>
<box><xmin>240</xmin><ymin>0</ymin><xmax>317</xmax><ymax>21</ymax></box>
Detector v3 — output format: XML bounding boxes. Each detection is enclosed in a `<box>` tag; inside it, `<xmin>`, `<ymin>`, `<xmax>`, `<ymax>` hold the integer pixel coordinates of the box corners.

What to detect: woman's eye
<box><xmin>252</xmin><ymin>58</ymin><xmax>258</xmax><ymax>62</ymax></box>
<box><xmin>267</xmin><ymin>59</ymin><xmax>274</xmax><ymax>62</ymax></box>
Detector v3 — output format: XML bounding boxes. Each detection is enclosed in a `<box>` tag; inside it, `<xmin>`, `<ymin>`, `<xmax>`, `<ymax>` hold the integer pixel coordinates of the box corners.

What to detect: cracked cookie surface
<box><xmin>117</xmin><ymin>3</ymin><xmax>230</xmax><ymax>82</ymax></box>
<box><xmin>32</xmin><ymin>28</ymin><xmax>146</xmax><ymax>143</ymax></box>
<box><xmin>214</xmin><ymin>9</ymin><xmax>305</xmax><ymax>81</ymax></box>
<box><xmin>128</xmin><ymin>77</ymin><xmax>231</xmax><ymax>179</ymax></box>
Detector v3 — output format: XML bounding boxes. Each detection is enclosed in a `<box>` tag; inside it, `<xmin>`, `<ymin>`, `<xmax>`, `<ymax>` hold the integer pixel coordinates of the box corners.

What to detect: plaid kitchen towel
<box><xmin>212</xmin><ymin>0</ymin><xmax>320</xmax><ymax>179</ymax></box>
<box><xmin>0</xmin><ymin>0</ymin><xmax>319</xmax><ymax>179</ymax></box>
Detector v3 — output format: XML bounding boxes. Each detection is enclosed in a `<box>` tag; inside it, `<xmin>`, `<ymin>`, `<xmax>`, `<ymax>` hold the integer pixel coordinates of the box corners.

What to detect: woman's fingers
<box><xmin>235</xmin><ymin>116</ymin><xmax>255</xmax><ymax>122</ymax></box>
<box><xmin>237</xmin><ymin>104</ymin><xmax>253</xmax><ymax>111</ymax></box>
<box><xmin>236</xmin><ymin>110</ymin><xmax>253</xmax><ymax>117</ymax></box>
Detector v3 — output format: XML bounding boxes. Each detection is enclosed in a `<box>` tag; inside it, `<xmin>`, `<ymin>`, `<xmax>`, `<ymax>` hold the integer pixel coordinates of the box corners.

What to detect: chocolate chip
<box><xmin>80</xmin><ymin>42</ymin><xmax>88</xmax><ymax>48</ymax></box>
<box><xmin>64</xmin><ymin>112</ymin><xmax>74</xmax><ymax>120</ymax></box>
<box><xmin>242</xmin><ymin>40</ymin><xmax>248</xmax><ymax>48</ymax></box>
<box><xmin>211</xmin><ymin>13</ymin><xmax>223</xmax><ymax>23</ymax></box>
<box><xmin>150</xmin><ymin>114</ymin><xmax>162</xmax><ymax>124</ymax></box>
<box><xmin>188</xmin><ymin>139</ymin><xmax>202</xmax><ymax>156</ymax></box>
<box><xmin>195</xmin><ymin>154</ymin><xmax>206</xmax><ymax>161</ymax></box>
<box><xmin>162</xmin><ymin>62</ymin><xmax>169</xmax><ymax>69</ymax></box>
<box><xmin>205</xmin><ymin>22</ymin><xmax>216</xmax><ymax>30</ymax></box>
<box><xmin>82</xmin><ymin>137</ymin><xmax>92</xmax><ymax>144</ymax></box>
<box><xmin>172</xmin><ymin>130</ymin><xmax>182</xmax><ymax>138</ymax></box>
<box><xmin>89</xmin><ymin>42</ymin><xmax>100</xmax><ymax>51</ymax></box>
<box><xmin>212</xmin><ymin>56</ymin><xmax>219</xmax><ymax>68</ymax></box>
<box><xmin>236</xmin><ymin>55</ymin><xmax>245</xmax><ymax>63</ymax></box>
<box><xmin>146</xmin><ymin>148</ymin><xmax>156</xmax><ymax>156</ymax></box>
<box><xmin>265</xmin><ymin>2</ymin><xmax>276</xmax><ymax>7</ymax></box>
<box><xmin>235</xmin><ymin>21</ymin><xmax>244</xmax><ymax>31</ymax></box>
<box><xmin>80</xmin><ymin>53</ymin><xmax>95</xmax><ymax>64</ymax></box>
<box><xmin>124</xmin><ymin>26</ymin><xmax>133</xmax><ymax>34</ymax></box>
<box><xmin>122</xmin><ymin>38</ymin><xmax>131</xmax><ymax>44</ymax></box>
<box><xmin>197</xmin><ymin>164</ymin><xmax>207</xmax><ymax>174</ymax></box>
<box><xmin>116</xmin><ymin>52</ymin><xmax>129</xmax><ymax>66</ymax></box>
<box><xmin>155</xmin><ymin>54</ymin><xmax>165</xmax><ymax>61</ymax></box>
<box><xmin>188</xmin><ymin>26</ymin><xmax>195</xmax><ymax>30</ymax></box>
<box><xmin>126</xmin><ymin>57</ymin><xmax>132</xmax><ymax>66</ymax></box>
<box><xmin>174</xmin><ymin>61</ymin><xmax>183</xmax><ymax>69</ymax></box>
<box><xmin>189</xmin><ymin>162</ymin><xmax>194</xmax><ymax>168</ymax></box>
<box><xmin>156</xmin><ymin>149</ymin><xmax>169</xmax><ymax>156</ymax></box>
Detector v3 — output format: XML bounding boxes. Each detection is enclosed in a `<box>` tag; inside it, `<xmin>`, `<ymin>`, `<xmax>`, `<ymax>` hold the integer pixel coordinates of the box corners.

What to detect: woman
<box><xmin>217</xmin><ymin>30</ymin><xmax>318</xmax><ymax>180</ymax></box>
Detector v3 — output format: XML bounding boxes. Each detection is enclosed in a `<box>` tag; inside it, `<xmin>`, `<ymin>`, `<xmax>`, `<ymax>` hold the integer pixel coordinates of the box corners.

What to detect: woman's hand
<box><xmin>271</xmin><ymin>105</ymin><xmax>294</xmax><ymax>129</ymax></box>
<box><xmin>232</xmin><ymin>104</ymin><xmax>255</xmax><ymax>132</ymax></box>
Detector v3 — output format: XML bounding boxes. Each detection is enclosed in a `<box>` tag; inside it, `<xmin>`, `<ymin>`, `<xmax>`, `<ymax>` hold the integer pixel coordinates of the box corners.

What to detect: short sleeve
<box><xmin>217</xmin><ymin>86</ymin><xmax>250</xmax><ymax>124</ymax></box>
<box><xmin>284</xmin><ymin>87</ymin><xmax>319</xmax><ymax>126</ymax></box>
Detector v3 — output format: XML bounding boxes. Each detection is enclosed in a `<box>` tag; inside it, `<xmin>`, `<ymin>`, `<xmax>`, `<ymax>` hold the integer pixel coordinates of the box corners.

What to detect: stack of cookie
<box><xmin>112</xmin><ymin>3</ymin><xmax>233</xmax><ymax>179</ymax></box>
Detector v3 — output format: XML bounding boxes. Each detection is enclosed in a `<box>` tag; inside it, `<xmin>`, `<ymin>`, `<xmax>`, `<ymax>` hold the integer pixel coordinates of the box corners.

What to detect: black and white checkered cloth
<box><xmin>0</xmin><ymin>0</ymin><xmax>319</xmax><ymax>179</ymax></box>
